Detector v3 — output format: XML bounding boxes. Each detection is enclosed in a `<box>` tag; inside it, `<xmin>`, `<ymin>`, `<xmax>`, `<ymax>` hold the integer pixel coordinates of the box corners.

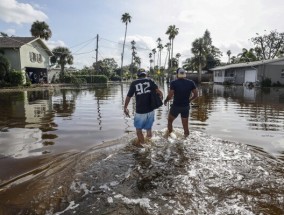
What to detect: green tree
<box><xmin>156</xmin><ymin>38</ymin><xmax>163</xmax><ymax>69</ymax></box>
<box><xmin>166</xmin><ymin>25</ymin><xmax>179</xmax><ymax>68</ymax></box>
<box><xmin>152</xmin><ymin>48</ymin><xmax>157</xmax><ymax>69</ymax></box>
<box><xmin>149</xmin><ymin>53</ymin><xmax>153</xmax><ymax>69</ymax></box>
<box><xmin>50</xmin><ymin>46</ymin><xmax>73</xmax><ymax>80</ymax></box>
<box><xmin>237</xmin><ymin>48</ymin><xmax>257</xmax><ymax>62</ymax></box>
<box><xmin>0</xmin><ymin>55</ymin><xmax>10</xmax><ymax>80</ymax></box>
<box><xmin>251</xmin><ymin>30</ymin><xmax>284</xmax><ymax>60</ymax></box>
<box><xmin>121</xmin><ymin>13</ymin><xmax>132</xmax><ymax>77</ymax></box>
<box><xmin>182</xmin><ymin>58</ymin><xmax>194</xmax><ymax>71</ymax></box>
<box><xmin>30</xmin><ymin>20</ymin><xmax>52</xmax><ymax>40</ymax></box>
<box><xmin>93</xmin><ymin>58</ymin><xmax>118</xmax><ymax>78</ymax></box>
<box><xmin>164</xmin><ymin>42</ymin><xmax>171</xmax><ymax>68</ymax></box>
<box><xmin>191</xmin><ymin>38</ymin><xmax>207</xmax><ymax>83</ymax></box>
<box><xmin>0</xmin><ymin>32</ymin><xmax>8</xmax><ymax>37</ymax></box>
<box><xmin>134</xmin><ymin>56</ymin><xmax>141</xmax><ymax>68</ymax></box>
<box><xmin>130</xmin><ymin>40</ymin><xmax>136</xmax><ymax>78</ymax></box>
<box><xmin>175</xmin><ymin>53</ymin><xmax>181</xmax><ymax>66</ymax></box>
<box><xmin>227</xmin><ymin>50</ymin><xmax>231</xmax><ymax>64</ymax></box>
<box><xmin>202</xmin><ymin>30</ymin><xmax>222</xmax><ymax>70</ymax></box>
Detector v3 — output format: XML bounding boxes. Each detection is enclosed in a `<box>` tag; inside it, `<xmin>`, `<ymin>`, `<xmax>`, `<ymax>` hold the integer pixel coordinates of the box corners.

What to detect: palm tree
<box><xmin>121</xmin><ymin>13</ymin><xmax>132</xmax><ymax>78</ymax></box>
<box><xmin>156</xmin><ymin>38</ymin><xmax>162</xmax><ymax>68</ymax></box>
<box><xmin>130</xmin><ymin>40</ymin><xmax>136</xmax><ymax>78</ymax></box>
<box><xmin>175</xmin><ymin>53</ymin><xmax>181</xmax><ymax>66</ymax></box>
<box><xmin>30</xmin><ymin>20</ymin><xmax>52</xmax><ymax>40</ymax></box>
<box><xmin>134</xmin><ymin>56</ymin><xmax>141</xmax><ymax>68</ymax></box>
<box><xmin>149</xmin><ymin>53</ymin><xmax>152</xmax><ymax>69</ymax></box>
<box><xmin>152</xmin><ymin>48</ymin><xmax>157</xmax><ymax>69</ymax></box>
<box><xmin>50</xmin><ymin>46</ymin><xmax>73</xmax><ymax>81</ymax></box>
<box><xmin>237</xmin><ymin>48</ymin><xmax>257</xmax><ymax>63</ymax></box>
<box><xmin>227</xmin><ymin>50</ymin><xmax>231</xmax><ymax>64</ymax></box>
<box><xmin>165</xmin><ymin>25</ymin><xmax>179</xmax><ymax>68</ymax></box>
<box><xmin>164</xmin><ymin>42</ymin><xmax>171</xmax><ymax>68</ymax></box>
<box><xmin>191</xmin><ymin>38</ymin><xmax>207</xmax><ymax>83</ymax></box>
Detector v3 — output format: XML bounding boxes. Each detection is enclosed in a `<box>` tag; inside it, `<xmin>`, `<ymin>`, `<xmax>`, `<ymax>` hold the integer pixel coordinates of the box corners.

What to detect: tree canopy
<box><xmin>50</xmin><ymin>46</ymin><xmax>73</xmax><ymax>79</ymax></box>
<box><xmin>251</xmin><ymin>30</ymin><xmax>284</xmax><ymax>60</ymax></box>
<box><xmin>120</xmin><ymin>12</ymin><xmax>132</xmax><ymax>78</ymax></box>
<box><xmin>30</xmin><ymin>20</ymin><xmax>52</xmax><ymax>40</ymax></box>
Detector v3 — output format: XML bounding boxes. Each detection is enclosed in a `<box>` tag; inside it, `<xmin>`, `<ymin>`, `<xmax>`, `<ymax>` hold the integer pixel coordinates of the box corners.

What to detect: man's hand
<box><xmin>124</xmin><ymin>108</ymin><xmax>130</xmax><ymax>118</ymax></box>
<box><xmin>164</xmin><ymin>99</ymin><xmax>168</xmax><ymax>106</ymax></box>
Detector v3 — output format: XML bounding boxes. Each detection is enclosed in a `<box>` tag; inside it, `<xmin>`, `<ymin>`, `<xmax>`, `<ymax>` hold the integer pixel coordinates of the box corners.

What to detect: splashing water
<box><xmin>42</xmin><ymin>129</ymin><xmax>284</xmax><ymax>215</ymax></box>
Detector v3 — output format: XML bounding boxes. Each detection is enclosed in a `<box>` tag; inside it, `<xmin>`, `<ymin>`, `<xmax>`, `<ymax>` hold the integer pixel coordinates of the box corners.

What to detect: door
<box><xmin>244</xmin><ymin>69</ymin><xmax>256</xmax><ymax>83</ymax></box>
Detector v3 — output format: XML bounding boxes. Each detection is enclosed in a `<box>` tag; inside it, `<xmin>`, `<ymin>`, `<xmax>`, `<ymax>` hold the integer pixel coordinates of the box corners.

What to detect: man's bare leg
<box><xmin>135</xmin><ymin>129</ymin><xmax>144</xmax><ymax>146</ymax></box>
<box><xmin>167</xmin><ymin>114</ymin><xmax>176</xmax><ymax>135</ymax></box>
<box><xmin>181</xmin><ymin>117</ymin><xmax>189</xmax><ymax>137</ymax></box>
<box><xmin>146</xmin><ymin>129</ymin><xmax>152</xmax><ymax>138</ymax></box>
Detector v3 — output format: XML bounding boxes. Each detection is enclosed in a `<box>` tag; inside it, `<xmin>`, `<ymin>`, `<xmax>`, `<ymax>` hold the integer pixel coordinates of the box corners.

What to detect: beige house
<box><xmin>0</xmin><ymin>37</ymin><xmax>53</xmax><ymax>84</ymax></box>
<box><xmin>211</xmin><ymin>57</ymin><xmax>284</xmax><ymax>86</ymax></box>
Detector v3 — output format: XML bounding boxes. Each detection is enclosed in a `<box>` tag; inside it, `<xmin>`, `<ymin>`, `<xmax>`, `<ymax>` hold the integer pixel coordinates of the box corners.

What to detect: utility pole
<box><xmin>92</xmin><ymin>34</ymin><xmax>99</xmax><ymax>84</ymax></box>
<box><xmin>96</xmin><ymin>34</ymin><xmax>99</xmax><ymax>63</ymax></box>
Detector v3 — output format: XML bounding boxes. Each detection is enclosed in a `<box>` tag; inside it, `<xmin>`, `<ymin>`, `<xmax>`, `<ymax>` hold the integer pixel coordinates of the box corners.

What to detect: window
<box><xmin>37</xmin><ymin>54</ymin><xmax>43</xmax><ymax>63</ymax></box>
<box><xmin>29</xmin><ymin>52</ymin><xmax>43</xmax><ymax>63</ymax></box>
<box><xmin>281</xmin><ymin>69</ymin><xmax>284</xmax><ymax>78</ymax></box>
<box><xmin>29</xmin><ymin>52</ymin><xmax>34</xmax><ymax>62</ymax></box>
<box><xmin>214</xmin><ymin>71</ymin><xmax>222</xmax><ymax>77</ymax></box>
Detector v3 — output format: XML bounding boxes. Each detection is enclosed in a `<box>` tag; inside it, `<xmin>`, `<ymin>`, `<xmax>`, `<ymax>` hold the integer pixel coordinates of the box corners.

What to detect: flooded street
<box><xmin>0</xmin><ymin>83</ymin><xmax>284</xmax><ymax>214</ymax></box>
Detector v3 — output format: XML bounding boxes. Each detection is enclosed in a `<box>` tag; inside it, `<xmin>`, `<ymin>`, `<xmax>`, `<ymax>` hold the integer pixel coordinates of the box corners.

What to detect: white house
<box><xmin>0</xmin><ymin>37</ymin><xmax>53</xmax><ymax>84</ymax></box>
<box><xmin>211</xmin><ymin>57</ymin><xmax>284</xmax><ymax>86</ymax></box>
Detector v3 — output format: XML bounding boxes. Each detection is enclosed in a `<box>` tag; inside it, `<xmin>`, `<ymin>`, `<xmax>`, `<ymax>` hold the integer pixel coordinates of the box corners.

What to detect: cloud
<box><xmin>46</xmin><ymin>40</ymin><xmax>66</xmax><ymax>50</ymax></box>
<box><xmin>0</xmin><ymin>0</ymin><xmax>48</xmax><ymax>24</ymax></box>
<box><xmin>4</xmin><ymin>28</ymin><xmax>16</xmax><ymax>36</ymax></box>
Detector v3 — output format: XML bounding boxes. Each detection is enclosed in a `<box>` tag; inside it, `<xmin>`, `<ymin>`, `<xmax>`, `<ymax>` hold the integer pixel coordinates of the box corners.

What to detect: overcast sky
<box><xmin>1</xmin><ymin>0</ymin><xmax>284</xmax><ymax>69</ymax></box>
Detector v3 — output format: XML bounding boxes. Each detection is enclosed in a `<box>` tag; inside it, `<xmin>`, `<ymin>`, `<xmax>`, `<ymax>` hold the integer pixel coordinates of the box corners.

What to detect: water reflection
<box><xmin>0</xmin><ymin>84</ymin><xmax>284</xmax><ymax>161</ymax></box>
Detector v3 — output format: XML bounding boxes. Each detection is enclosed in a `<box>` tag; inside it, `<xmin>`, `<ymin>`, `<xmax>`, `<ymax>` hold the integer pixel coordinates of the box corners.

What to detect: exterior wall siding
<box><xmin>19</xmin><ymin>41</ymin><xmax>50</xmax><ymax>70</ymax></box>
<box><xmin>264</xmin><ymin>65</ymin><xmax>284</xmax><ymax>84</ymax></box>
<box><xmin>2</xmin><ymin>48</ymin><xmax>21</xmax><ymax>70</ymax></box>
<box><xmin>213</xmin><ymin>64</ymin><xmax>284</xmax><ymax>85</ymax></box>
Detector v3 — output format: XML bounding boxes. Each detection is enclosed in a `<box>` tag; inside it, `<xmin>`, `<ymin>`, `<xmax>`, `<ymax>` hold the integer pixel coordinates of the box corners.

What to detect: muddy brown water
<box><xmin>0</xmin><ymin>83</ymin><xmax>284</xmax><ymax>214</ymax></box>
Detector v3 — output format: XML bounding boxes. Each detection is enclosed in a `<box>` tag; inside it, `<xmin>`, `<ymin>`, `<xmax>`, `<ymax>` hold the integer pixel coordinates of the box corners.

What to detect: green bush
<box><xmin>110</xmin><ymin>75</ymin><xmax>121</xmax><ymax>81</ymax></box>
<box><xmin>272</xmin><ymin>81</ymin><xmax>283</xmax><ymax>87</ymax></box>
<box><xmin>0</xmin><ymin>80</ymin><xmax>11</xmax><ymax>87</ymax></box>
<box><xmin>7</xmin><ymin>70</ymin><xmax>23</xmax><ymax>86</ymax></box>
<box><xmin>74</xmin><ymin>75</ymin><xmax>108</xmax><ymax>83</ymax></box>
<box><xmin>62</xmin><ymin>74</ymin><xmax>108</xmax><ymax>84</ymax></box>
<box><xmin>261</xmin><ymin>78</ymin><xmax>271</xmax><ymax>87</ymax></box>
<box><xmin>93</xmin><ymin>75</ymin><xmax>108</xmax><ymax>83</ymax></box>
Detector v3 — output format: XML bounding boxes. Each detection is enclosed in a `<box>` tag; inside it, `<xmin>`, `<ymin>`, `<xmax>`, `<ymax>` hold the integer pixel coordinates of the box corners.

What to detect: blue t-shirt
<box><xmin>127</xmin><ymin>78</ymin><xmax>158</xmax><ymax>114</ymax></box>
<box><xmin>170</xmin><ymin>78</ymin><xmax>196</xmax><ymax>107</ymax></box>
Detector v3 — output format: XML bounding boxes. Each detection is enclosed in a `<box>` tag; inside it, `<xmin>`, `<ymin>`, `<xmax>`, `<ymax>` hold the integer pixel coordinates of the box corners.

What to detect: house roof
<box><xmin>0</xmin><ymin>36</ymin><xmax>53</xmax><ymax>56</ymax></box>
<box><xmin>0</xmin><ymin>37</ymin><xmax>36</xmax><ymax>48</ymax></box>
<box><xmin>211</xmin><ymin>57</ymin><xmax>284</xmax><ymax>71</ymax></box>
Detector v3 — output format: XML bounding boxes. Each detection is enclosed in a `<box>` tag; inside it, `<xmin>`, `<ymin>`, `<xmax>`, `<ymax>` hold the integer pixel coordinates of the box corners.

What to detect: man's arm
<box><xmin>190</xmin><ymin>88</ymin><xmax>198</xmax><ymax>102</ymax></box>
<box><xmin>155</xmin><ymin>88</ymin><xmax>163</xmax><ymax>99</ymax></box>
<box><xmin>164</xmin><ymin>89</ymin><xmax>174</xmax><ymax>106</ymax></box>
<box><xmin>124</xmin><ymin>96</ymin><xmax>131</xmax><ymax>117</ymax></box>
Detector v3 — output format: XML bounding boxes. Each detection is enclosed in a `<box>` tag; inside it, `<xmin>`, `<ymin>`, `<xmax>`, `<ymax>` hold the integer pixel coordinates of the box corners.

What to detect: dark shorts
<box><xmin>169</xmin><ymin>105</ymin><xmax>190</xmax><ymax>118</ymax></box>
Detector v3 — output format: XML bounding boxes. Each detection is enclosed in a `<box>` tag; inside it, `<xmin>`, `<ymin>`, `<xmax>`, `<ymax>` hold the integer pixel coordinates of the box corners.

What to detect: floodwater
<box><xmin>0</xmin><ymin>83</ymin><xmax>284</xmax><ymax>214</ymax></box>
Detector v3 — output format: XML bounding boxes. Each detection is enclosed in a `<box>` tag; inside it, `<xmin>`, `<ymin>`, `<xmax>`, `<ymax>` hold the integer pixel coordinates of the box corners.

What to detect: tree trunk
<box><xmin>121</xmin><ymin>23</ymin><xmax>128</xmax><ymax>79</ymax></box>
<box><xmin>171</xmin><ymin>39</ymin><xmax>174</xmax><ymax>67</ymax></box>
<box><xmin>198</xmin><ymin>64</ymin><xmax>202</xmax><ymax>84</ymax></box>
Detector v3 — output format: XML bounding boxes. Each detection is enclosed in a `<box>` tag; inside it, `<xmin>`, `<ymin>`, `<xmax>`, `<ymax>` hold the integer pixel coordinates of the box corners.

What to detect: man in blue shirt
<box><xmin>124</xmin><ymin>69</ymin><xmax>163</xmax><ymax>147</ymax></box>
<box><xmin>164</xmin><ymin>68</ymin><xmax>198</xmax><ymax>137</ymax></box>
